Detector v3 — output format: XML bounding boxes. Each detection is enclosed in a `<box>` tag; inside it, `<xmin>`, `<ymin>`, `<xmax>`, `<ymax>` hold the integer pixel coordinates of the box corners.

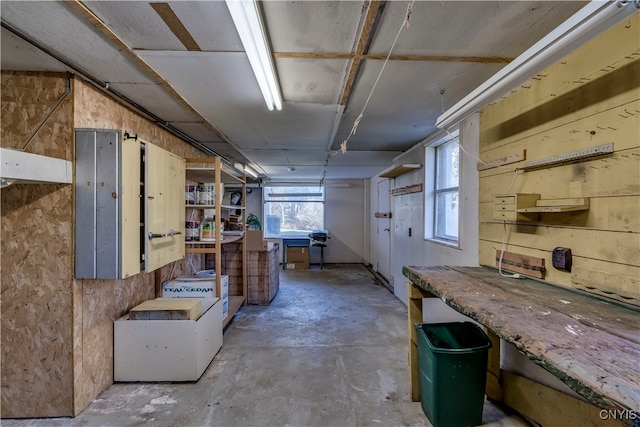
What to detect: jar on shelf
<box><xmin>185</xmin><ymin>185</ymin><xmax>197</xmax><ymax>205</ymax></box>
<box><xmin>197</xmin><ymin>183</ymin><xmax>215</xmax><ymax>205</ymax></box>
<box><xmin>200</xmin><ymin>218</ymin><xmax>216</xmax><ymax>241</ymax></box>
<box><xmin>185</xmin><ymin>221</ymin><xmax>199</xmax><ymax>241</ymax></box>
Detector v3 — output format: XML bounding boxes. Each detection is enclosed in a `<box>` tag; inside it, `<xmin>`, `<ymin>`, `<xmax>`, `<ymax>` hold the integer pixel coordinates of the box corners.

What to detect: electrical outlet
<box><xmin>552</xmin><ymin>247</ymin><xmax>572</xmax><ymax>272</ymax></box>
<box><xmin>408</xmin><ymin>227</ymin><xmax>412</xmax><ymax>237</ymax></box>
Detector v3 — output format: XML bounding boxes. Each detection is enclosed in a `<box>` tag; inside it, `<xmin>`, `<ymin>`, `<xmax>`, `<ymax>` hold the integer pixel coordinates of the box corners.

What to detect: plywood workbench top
<box><xmin>403</xmin><ymin>265</ymin><xmax>640</xmax><ymax>414</ymax></box>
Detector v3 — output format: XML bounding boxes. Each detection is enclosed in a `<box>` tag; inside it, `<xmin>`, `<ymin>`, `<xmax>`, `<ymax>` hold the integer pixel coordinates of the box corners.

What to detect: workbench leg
<box><xmin>408</xmin><ymin>281</ymin><xmax>433</xmax><ymax>402</ymax></box>
<box><xmin>485</xmin><ymin>328</ymin><xmax>503</xmax><ymax>402</ymax></box>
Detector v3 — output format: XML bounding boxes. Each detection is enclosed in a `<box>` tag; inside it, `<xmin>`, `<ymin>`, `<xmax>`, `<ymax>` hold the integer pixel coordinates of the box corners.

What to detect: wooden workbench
<box><xmin>404</xmin><ymin>265</ymin><xmax>640</xmax><ymax>427</ymax></box>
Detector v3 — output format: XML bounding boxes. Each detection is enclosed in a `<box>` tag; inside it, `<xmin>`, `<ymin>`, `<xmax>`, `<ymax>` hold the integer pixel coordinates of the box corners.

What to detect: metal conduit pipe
<box><xmin>1</xmin><ymin>19</ymin><xmax>230</xmax><ymax>165</ymax></box>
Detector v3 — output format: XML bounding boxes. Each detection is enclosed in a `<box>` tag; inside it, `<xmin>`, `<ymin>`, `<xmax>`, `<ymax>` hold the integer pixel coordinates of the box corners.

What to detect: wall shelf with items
<box><xmin>495</xmin><ymin>194</ymin><xmax>590</xmax><ymax>222</ymax></box>
<box><xmin>517</xmin><ymin>197</ymin><xmax>590</xmax><ymax>213</ymax></box>
<box><xmin>185</xmin><ymin>157</ymin><xmax>247</xmax><ymax>327</ymax></box>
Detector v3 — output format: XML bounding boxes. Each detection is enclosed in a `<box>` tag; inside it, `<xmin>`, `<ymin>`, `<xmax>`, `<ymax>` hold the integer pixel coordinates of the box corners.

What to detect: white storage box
<box><xmin>114</xmin><ymin>298</ymin><xmax>222</xmax><ymax>382</ymax></box>
<box><xmin>163</xmin><ymin>276</ymin><xmax>216</xmax><ymax>298</ymax></box>
<box><xmin>163</xmin><ymin>274</ymin><xmax>228</xmax><ymax>320</ymax></box>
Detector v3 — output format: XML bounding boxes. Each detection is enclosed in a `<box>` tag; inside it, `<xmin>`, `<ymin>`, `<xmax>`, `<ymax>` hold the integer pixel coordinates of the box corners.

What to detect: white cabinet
<box><xmin>75</xmin><ymin>129</ymin><xmax>184</xmax><ymax>279</ymax></box>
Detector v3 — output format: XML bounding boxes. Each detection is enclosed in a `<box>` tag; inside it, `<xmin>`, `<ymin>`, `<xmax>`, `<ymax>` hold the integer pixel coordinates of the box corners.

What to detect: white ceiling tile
<box><xmin>169</xmin><ymin>122</ymin><xmax>225</xmax><ymax>144</ymax></box>
<box><xmin>242</xmin><ymin>149</ymin><xmax>327</xmax><ymax>165</ymax></box>
<box><xmin>170</xmin><ymin>1</ymin><xmax>243</xmax><ymax>51</ymax></box>
<box><xmin>1</xmin><ymin>1</ymin><xmax>155</xmax><ymax>84</ymax></box>
<box><xmin>108</xmin><ymin>82</ymin><xmax>202</xmax><ymax>123</ymax></box>
<box><xmin>262</xmin><ymin>1</ymin><xmax>365</xmax><ymax>53</ymax></box>
<box><xmin>334</xmin><ymin>60</ymin><xmax>504</xmax><ymax>151</ymax></box>
<box><xmin>84</xmin><ymin>1</ymin><xmax>185</xmax><ymax>51</ymax></box>
<box><xmin>369</xmin><ymin>1</ymin><xmax>588</xmax><ymax>57</ymax></box>
<box><xmin>1</xmin><ymin>28</ymin><xmax>69</xmax><ymax>72</ymax></box>
<box><xmin>276</xmin><ymin>57</ymin><xmax>349</xmax><ymax>105</ymax></box>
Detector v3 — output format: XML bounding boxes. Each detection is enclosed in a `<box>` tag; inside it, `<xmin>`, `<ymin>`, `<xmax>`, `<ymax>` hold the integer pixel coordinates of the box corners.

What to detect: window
<box><xmin>425</xmin><ymin>132</ymin><xmax>460</xmax><ymax>244</ymax></box>
<box><xmin>434</xmin><ymin>139</ymin><xmax>460</xmax><ymax>241</ymax></box>
<box><xmin>263</xmin><ymin>186</ymin><xmax>324</xmax><ymax>238</ymax></box>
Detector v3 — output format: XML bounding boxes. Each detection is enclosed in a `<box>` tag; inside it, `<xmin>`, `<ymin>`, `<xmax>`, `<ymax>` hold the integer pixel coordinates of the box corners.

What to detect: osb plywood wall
<box><xmin>478</xmin><ymin>17</ymin><xmax>639</xmax><ymax>306</ymax></box>
<box><xmin>1</xmin><ymin>72</ymin><xmax>75</xmax><ymax>417</ymax></box>
<box><xmin>72</xmin><ymin>78</ymin><xmax>204</xmax><ymax>412</ymax></box>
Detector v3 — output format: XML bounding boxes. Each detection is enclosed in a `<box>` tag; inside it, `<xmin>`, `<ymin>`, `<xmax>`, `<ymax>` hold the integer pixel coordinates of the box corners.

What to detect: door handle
<box><xmin>384</xmin><ymin>228</ymin><xmax>390</xmax><ymax>232</ymax></box>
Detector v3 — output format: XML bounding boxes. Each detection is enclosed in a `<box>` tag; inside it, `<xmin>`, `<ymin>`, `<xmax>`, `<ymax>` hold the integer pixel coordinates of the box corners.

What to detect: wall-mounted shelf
<box><xmin>1</xmin><ymin>148</ymin><xmax>72</xmax><ymax>187</ymax></box>
<box><xmin>495</xmin><ymin>194</ymin><xmax>590</xmax><ymax>221</ymax></box>
<box><xmin>186</xmin><ymin>204</ymin><xmax>245</xmax><ymax>210</ymax></box>
<box><xmin>518</xmin><ymin>198</ymin><xmax>589</xmax><ymax>213</ymax></box>
<box><xmin>379</xmin><ymin>163</ymin><xmax>422</xmax><ymax>179</ymax></box>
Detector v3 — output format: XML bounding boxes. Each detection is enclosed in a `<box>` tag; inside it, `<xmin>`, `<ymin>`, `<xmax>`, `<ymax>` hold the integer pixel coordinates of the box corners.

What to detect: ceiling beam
<box><xmin>65</xmin><ymin>1</ymin><xmax>234</xmax><ymax>148</ymax></box>
<box><xmin>338</xmin><ymin>0</ymin><xmax>382</xmax><ymax>106</ymax></box>
<box><xmin>150</xmin><ymin>3</ymin><xmax>201</xmax><ymax>51</ymax></box>
<box><xmin>275</xmin><ymin>51</ymin><xmax>512</xmax><ymax>64</ymax></box>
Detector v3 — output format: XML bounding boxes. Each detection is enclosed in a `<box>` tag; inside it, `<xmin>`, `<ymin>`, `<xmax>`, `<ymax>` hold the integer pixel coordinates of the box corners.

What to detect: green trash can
<box><xmin>415</xmin><ymin>322</ymin><xmax>492</xmax><ymax>427</ymax></box>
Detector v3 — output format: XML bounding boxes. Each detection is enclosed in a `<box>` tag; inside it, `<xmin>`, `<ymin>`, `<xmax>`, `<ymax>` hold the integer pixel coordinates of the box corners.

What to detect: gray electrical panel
<box><xmin>75</xmin><ymin>129</ymin><xmax>142</xmax><ymax>279</ymax></box>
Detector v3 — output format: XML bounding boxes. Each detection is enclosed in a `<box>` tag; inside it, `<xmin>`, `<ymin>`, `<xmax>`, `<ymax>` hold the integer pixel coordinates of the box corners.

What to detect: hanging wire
<box><xmin>321</xmin><ymin>0</ymin><xmax>416</xmax><ymax>184</ymax></box>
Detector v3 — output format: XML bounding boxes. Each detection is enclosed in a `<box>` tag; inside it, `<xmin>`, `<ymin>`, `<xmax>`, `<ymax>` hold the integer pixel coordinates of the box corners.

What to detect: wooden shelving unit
<box><xmin>184</xmin><ymin>157</ymin><xmax>247</xmax><ymax>327</ymax></box>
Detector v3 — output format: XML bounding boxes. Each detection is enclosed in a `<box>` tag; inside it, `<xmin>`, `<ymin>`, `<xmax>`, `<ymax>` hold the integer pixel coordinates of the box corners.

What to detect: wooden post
<box><xmin>407</xmin><ymin>280</ymin><xmax>434</xmax><ymax>402</ymax></box>
<box><xmin>485</xmin><ymin>328</ymin><xmax>503</xmax><ymax>402</ymax></box>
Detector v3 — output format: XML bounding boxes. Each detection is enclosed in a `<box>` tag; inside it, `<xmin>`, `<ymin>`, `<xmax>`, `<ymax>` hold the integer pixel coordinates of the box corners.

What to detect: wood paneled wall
<box><xmin>1</xmin><ymin>73</ymin><xmax>206</xmax><ymax>417</ymax></box>
<box><xmin>1</xmin><ymin>72</ymin><xmax>75</xmax><ymax>417</ymax></box>
<box><xmin>478</xmin><ymin>16</ymin><xmax>640</xmax><ymax>305</ymax></box>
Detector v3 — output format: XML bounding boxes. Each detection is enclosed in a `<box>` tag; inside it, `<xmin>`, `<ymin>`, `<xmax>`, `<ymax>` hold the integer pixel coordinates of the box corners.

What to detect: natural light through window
<box><xmin>425</xmin><ymin>132</ymin><xmax>460</xmax><ymax>245</ymax></box>
<box><xmin>263</xmin><ymin>186</ymin><xmax>325</xmax><ymax>238</ymax></box>
<box><xmin>435</xmin><ymin>139</ymin><xmax>460</xmax><ymax>241</ymax></box>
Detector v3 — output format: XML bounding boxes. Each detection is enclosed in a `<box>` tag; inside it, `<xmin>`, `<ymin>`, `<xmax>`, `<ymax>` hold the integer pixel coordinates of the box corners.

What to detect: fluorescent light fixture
<box><xmin>226</xmin><ymin>0</ymin><xmax>282</xmax><ymax>111</ymax></box>
<box><xmin>268</xmin><ymin>193</ymin><xmax>323</xmax><ymax>198</ymax></box>
<box><xmin>436</xmin><ymin>0</ymin><xmax>639</xmax><ymax>129</ymax></box>
<box><xmin>244</xmin><ymin>165</ymin><xmax>259</xmax><ymax>178</ymax></box>
<box><xmin>234</xmin><ymin>162</ymin><xmax>259</xmax><ymax>178</ymax></box>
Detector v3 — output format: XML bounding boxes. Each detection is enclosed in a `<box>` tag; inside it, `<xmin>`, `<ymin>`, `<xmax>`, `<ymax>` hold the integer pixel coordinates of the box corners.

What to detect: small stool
<box><xmin>308</xmin><ymin>230</ymin><xmax>329</xmax><ymax>270</ymax></box>
<box><xmin>311</xmin><ymin>242</ymin><xmax>327</xmax><ymax>269</ymax></box>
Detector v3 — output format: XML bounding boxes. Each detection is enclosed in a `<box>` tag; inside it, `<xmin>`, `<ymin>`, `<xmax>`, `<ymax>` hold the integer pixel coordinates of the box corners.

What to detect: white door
<box><xmin>376</xmin><ymin>179</ymin><xmax>391</xmax><ymax>281</ymax></box>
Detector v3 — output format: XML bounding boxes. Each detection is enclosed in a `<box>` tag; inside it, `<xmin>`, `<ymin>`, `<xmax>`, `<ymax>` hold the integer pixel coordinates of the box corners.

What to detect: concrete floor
<box><xmin>4</xmin><ymin>264</ymin><xmax>528</xmax><ymax>427</ymax></box>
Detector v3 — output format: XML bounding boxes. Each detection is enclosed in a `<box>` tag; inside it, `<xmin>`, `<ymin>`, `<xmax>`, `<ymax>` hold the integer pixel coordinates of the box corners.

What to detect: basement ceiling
<box><xmin>0</xmin><ymin>0</ymin><xmax>588</xmax><ymax>181</ymax></box>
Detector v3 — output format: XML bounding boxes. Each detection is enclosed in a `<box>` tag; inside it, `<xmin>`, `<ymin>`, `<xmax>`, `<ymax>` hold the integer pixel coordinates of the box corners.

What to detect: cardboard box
<box><xmin>163</xmin><ymin>275</ymin><xmax>228</xmax><ymax>320</ymax></box>
<box><xmin>286</xmin><ymin>246</ymin><xmax>309</xmax><ymax>264</ymax></box>
<box><xmin>246</xmin><ymin>230</ymin><xmax>267</xmax><ymax>250</ymax></box>
<box><xmin>285</xmin><ymin>262</ymin><xmax>309</xmax><ymax>270</ymax></box>
<box><xmin>114</xmin><ymin>298</ymin><xmax>223</xmax><ymax>382</ymax></box>
<box><xmin>162</xmin><ymin>277</ymin><xmax>216</xmax><ymax>298</ymax></box>
<box><xmin>128</xmin><ymin>299</ymin><xmax>202</xmax><ymax>321</ymax></box>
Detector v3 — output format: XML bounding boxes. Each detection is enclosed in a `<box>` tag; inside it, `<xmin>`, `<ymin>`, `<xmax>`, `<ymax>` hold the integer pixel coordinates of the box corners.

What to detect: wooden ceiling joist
<box><xmin>150</xmin><ymin>3</ymin><xmax>201</xmax><ymax>51</ymax></box>
<box><xmin>275</xmin><ymin>51</ymin><xmax>513</xmax><ymax>64</ymax></box>
<box><xmin>339</xmin><ymin>0</ymin><xmax>382</xmax><ymax>106</ymax></box>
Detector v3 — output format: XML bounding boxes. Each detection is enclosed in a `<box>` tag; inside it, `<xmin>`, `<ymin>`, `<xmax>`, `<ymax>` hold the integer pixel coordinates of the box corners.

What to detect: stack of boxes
<box><xmin>247</xmin><ymin>243</ymin><xmax>280</xmax><ymax>305</ymax></box>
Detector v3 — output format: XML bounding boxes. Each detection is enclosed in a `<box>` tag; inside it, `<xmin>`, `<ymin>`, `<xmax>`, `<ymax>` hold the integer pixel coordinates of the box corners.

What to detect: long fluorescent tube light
<box><xmin>268</xmin><ymin>193</ymin><xmax>323</xmax><ymax>198</ymax></box>
<box><xmin>226</xmin><ymin>0</ymin><xmax>282</xmax><ymax>111</ymax></box>
<box><xmin>234</xmin><ymin>162</ymin><xmax>260</xmax><ymax>178</ymax></box>
<box><xmin>244</xmin><ymin>165</ymin><xmax>259</xmax><ymax>178</ymax></box>
<box><xmin>436</xmin><ymin>0</ymin><xmax>639</xmax><ymax>129</ymax></box>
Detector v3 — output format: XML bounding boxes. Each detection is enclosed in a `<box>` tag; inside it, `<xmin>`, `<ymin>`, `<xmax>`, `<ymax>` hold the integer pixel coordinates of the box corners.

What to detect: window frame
<box><xmin>262</xmin><ymin>185</ymin><xmax>325</xmax><ymax>238</ymax></box>
<box><xmin>424</xmin><ymin>130</ymin><xmax>461</xmax><ymax>248</ymax></box>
